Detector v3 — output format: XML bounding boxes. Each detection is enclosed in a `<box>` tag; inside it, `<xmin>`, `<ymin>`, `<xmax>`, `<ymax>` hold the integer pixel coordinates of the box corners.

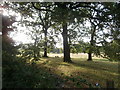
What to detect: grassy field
<box><xmin>36</xmin><ymin>53</ymin><xmax>119</xmax><ymax>88</ymax></box>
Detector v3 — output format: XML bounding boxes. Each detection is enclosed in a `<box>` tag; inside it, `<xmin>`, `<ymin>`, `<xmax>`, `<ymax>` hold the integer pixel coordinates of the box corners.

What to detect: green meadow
<box><xmin>33</xmin><ymin>53</ymin><xmax>119</xmax><ymax>88</ymax></box>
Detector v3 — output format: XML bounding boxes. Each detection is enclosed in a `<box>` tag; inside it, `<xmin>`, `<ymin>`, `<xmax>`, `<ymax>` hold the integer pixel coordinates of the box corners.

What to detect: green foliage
<box><xmin>70</xmin><ymin>46</ymin><xmax>77</xmax><ymax>54</ymax></box>
<box><xmin>3</xmin><ymin>58</ymin><xmax>62</xmax><ymax>88</ymax></box>
<box><xmin>102</xmin><ymin>40</ymin><xmax>120</xmax><ymax>61</ymax></box>
<box><xmin>64</xmin><ymin>76</ymin><xmax>93</xmax><ymax>88</ymax></box>
<box><xmin>3</xmin><ymin>49</ymin><xmax>65</xmax><ymax>88</ymax></box>
<box><xmin>19</xmin><ymin>44</ymin><xmax>41</xmax><ymax>62</ymax></box>
<box><xmin>70</xmin><ymin>41</ymin><xmax>90</xmax><ymax>54</ymax></box>
<box><xmin>3</xmin><ymin>58</ymin><xmax>35</xmax><ymax>88</ymax></box>
<box><xmin>3</xmin><ymin>2</ymin><xmax>120</xmax><ymax>88</ymax></box>
<box><xmin>50</xmin><ymin>47</ymin><xmax>63</xmax><ymax>54</ymax></box>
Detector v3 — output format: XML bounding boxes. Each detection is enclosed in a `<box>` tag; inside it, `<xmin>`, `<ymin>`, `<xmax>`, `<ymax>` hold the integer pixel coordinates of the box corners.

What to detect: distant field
<box><xmin>48</xmin><ymin>53</ymin><xmax>108</xmax><ymax>61</ymax></box>
<box><xmin>37</xmin><ymin>53</ymin><xmax>119</xmax><ymax>88</ymax></box>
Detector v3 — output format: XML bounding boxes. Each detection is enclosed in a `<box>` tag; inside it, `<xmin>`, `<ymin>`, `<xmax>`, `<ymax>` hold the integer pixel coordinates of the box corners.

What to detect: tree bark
<box><xmin>62</xmin><ymin>23</ymin><xmax>72</xmax><ymax>63</ymax></box>
<box><xmin>87</xmin><ymin>25</ymin><xmax>96</xmax><ymax>61</ymax></box>
<box><xmin>33</xmin><ymin>37</ymin><xmax>37</xmax><ymax>61</ymax></box>
<box><xmin>87</xmin><ymin>52</ymin><xmax>92</xmax><ymax>61</ymax></box>
<box><xmin>87</xmin><ymin>41</ymin><xmax>93</xmax><ymax>61</ymax></box>
<box><xmin>43</xmin><ymin>28</ymin><xmax>48</xmax><ymax>57</ymax></box>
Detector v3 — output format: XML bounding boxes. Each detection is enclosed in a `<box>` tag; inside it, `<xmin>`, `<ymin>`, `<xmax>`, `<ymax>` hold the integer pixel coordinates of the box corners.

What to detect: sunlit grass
<box><xmin>36</xmin><ymin>53</ymin><xmax>119</xmax><ymax>88</ymax></box>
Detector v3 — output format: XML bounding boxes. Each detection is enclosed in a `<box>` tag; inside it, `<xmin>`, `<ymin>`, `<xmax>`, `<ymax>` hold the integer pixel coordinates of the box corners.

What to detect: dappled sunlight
<box><xmin>36</xmin><ymin>57</ymin><xmax>119</xmax><ymax>88</ymax></box>
<box><xmin>72</xmin><ymin>58</ymin><xmax>118</xmax><ymax>73</ymax></box>
<box><xmin>2</xmin><ymin>2</ymin><xmax>120</xmax><ymax>88</ymax></box>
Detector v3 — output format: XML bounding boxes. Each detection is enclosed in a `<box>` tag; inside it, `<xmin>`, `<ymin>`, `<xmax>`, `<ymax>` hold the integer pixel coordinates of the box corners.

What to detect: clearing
<box><xmin>35</xmin><ymin>53</ymin><xmax>119</xmax><ymax>88</ymax></box>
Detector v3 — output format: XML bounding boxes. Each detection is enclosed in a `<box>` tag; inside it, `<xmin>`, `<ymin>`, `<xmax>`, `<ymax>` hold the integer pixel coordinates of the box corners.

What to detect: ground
<box><xmin>34</xmin><ymin>53</ymin><xmax>119</xmax><ymax>88</ymax></box>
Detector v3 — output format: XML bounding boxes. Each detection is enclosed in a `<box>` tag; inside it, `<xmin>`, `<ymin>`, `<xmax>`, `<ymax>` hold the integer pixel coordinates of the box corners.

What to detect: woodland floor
<box><xmin>32</xmin><ymin>53</ymin><xmax>119</xmax><ymax>88</ymax></box>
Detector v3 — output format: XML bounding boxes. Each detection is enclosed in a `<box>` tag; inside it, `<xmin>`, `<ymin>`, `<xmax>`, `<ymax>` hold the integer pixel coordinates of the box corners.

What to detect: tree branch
<box><xmin>31</xmin><ymin>2</ymin><xmax>53</xmax><ymax>13</ymax></box>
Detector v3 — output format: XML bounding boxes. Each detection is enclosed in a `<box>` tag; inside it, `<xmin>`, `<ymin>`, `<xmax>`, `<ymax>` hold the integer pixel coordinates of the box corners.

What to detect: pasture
<box><xmin>36</xmin><ymin>53</ymin><xmax>119</xmax><ymax>88</ymax></box>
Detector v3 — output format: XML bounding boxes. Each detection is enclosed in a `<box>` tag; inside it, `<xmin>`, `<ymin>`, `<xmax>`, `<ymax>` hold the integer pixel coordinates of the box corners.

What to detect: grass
<box><xmin>4</xmin><ymin>53</ymin><xmax>119</xmax><ymax>88</ymax></box>
<box><xmin>35</xmin><ymin>53</ymin><xmax>119</xmax><ymax>88</ymax></box>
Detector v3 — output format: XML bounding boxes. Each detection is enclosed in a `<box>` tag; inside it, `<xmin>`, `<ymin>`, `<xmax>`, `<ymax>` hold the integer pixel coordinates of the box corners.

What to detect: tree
<box><xmin>2</xmin><ymin>13</ymin><xmax>16</xmax><ymax>57</ymax></box>
<box><xmin>8</xmin><ymin>2</ymin><xmax>120</xmax><ymax>62</ymax></box>
<box><xmin>31</xmin><ymin>2</ymin><xmax>73</xmax><ymax>62</ymax></box>
<box><xmin>99</xmin><ymin>2</ymin><xmax>120</xmax><ymax>61</ymax></box>
<box><xmin>1</xmin><ymin>9</ymin><xmax>19</xmax><ymax>87</ymax></box>
<box><xmin>9</xmin><ymin>2</ymin><xmax>101</xmax><ymax>62</ymax></box>
<box><xmin>87</xmin><ymin>18</ymin><xmax>97</xmax><ymax>61</ymax></box>
<box><xmin>32</xmin><ymin>2</ymin><xmax>53</xmax><ymax>57</ymax></box>
<box><xmin>26</xmin><ymin>25</ymin><xmax>43</xmax><ymax>61</ymax></box>
<box><xmin>10</xmin><ymin>2</ymin><xmax>57</xmax><ymax>58</ymax></box>
<box><xmin>79</xmin><ymin>2</ymin><xmax>119</xmax><ymax>61</ymax></box>
<box><xmin>52</xmin><ymin>2</ymin><xmax>75</xmax><ymax>62</ymax></box>
<box><xmin>51</xmin><ymin>2</ymin><xmax>92</xmax><ymax>62</ymax></box>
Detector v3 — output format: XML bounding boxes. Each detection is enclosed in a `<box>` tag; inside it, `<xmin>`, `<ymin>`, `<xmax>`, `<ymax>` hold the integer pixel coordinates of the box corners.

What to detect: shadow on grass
<box><xmin>71</xmin><ymin>58</ymin><xmax>118</xmax><ymax>74</ymax></box>
<box><xmin>36</xmin><ymin>57</ymin><xmax>119</xmax><ymax>88</ymax></box>
<box><xmin>39</xmin><ymin>57</ymin><xmax>118</xmax><ymax>75</ymax></box>
<box><xmin>3</xmin><ymin>58</ymin><xmax>66</xmax><ymax>88</ymax></box>
<box><xmin>70</xmin><ymin>59</ymin><xmax>119</xmax><ymax>88</ymax></box>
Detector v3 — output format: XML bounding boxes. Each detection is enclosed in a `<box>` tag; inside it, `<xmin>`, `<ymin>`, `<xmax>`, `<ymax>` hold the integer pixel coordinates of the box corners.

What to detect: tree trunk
<box><xmin>43</xmin><ymin>28</ymin><xmax>48</xmax><ymax>57</ymax></box>
<box><xmin>33</xmin><ymin>37</ymin><xmax>37</xmax><ymax>61</ymax></box>
<box><xmin>43</xmin><ymin>43</ymin><xmax>47</xmax><ymax>57</ymax></box>
<box><xmin>87</xmin><ymin>36</ymin><xmax>94</xmax><ymax>61</ymax></box>
<box><xmin>87</xmin><ymin>24</ymin><xmax>96</xmax><ymax>61</ymax></box>
<box><xmin>33</xmin><ymin>50</ymin><xmax>37</xmax><ymax>61</ymax></box>
<box><xmin>87</xmin><ymin>40</ymin><xmax>93</xmax><ymax>61</ymax></box>
<box><xmin>87</xmin><ymin>52</ymin><xmax>92</xmax><ymax>61</ymax></box>
<box><xmin>62</xmin><ymin>23</ymin><xmax>72</xmax><ymax>63</ymax></box>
